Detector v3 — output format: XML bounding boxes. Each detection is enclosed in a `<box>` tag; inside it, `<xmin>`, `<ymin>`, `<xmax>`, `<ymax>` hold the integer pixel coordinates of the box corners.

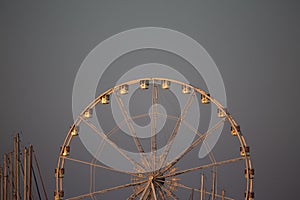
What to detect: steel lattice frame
<box><xmin>55</xmin><ymin>78</ymin><xmax>254</xmax><ymax>200</ymax></box>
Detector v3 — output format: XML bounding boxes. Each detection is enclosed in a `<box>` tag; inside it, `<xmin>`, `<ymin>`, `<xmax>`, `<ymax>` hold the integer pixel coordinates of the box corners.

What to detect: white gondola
<box><xmin>83</xmin><ymin>108</ymin><xmax>93</xmax><ymax>118</ymax></box>
<box><xmin>55</xmin><ymin>168</ymin><xmax>65</xmax><ymax>178</ymax></box>
<box><xmin>245</xmin><ymin>191</ymin><xmax>255</xmax><ymax>199</ymax></box>
<box><xmin>245</xmin><ymin>168</ymin><xmax>255</xmax><ymax>179</ymax></box>
<box><xmin>71</xmin><ymin>126</ymin><xmax>79</xmax><ymax>136</ymax></box>
<box><xmin>119</xmin><ymin>84</ymin><xmax>129</xmax><ymax>94</ymax></box>
<box><xmin>61</xmin><ymin>146</ymin><xmax>70</xmax><ymax>157</ymax></box>
<box><xmin>231</xmin><ymin>125</ymin><xmax>240</xmax><ymax>136</ymax></box>
<box><xmin>201</xmin><ymin>93</ymin><xmax>210</xmax><ymax>104</ymax></box>
<box><xmin>54</xmin><ymin>190</ymin><xmax>64</xmax><ymax>200</ymax></box>
<box><xmin>182</xmin><ymin>85</ymin><xmax>191</xmax><ymax>94</ymax></box>
<box><xmin>101</xmin><ymin>94</ymin><xmax>110</xmax><ymax>104</ymax></box>
<box><xmin>240</xmin><ymin>146</ymin><xmax>250</xmax><ymax>157</ymax></box>
<box><xmin>217</xmin><ymin>108</ymin><xmax>227</xmax><ymax>118</ymax></box>
<box><xmin>140</xmin><ymin>80</ymin><xmax>149</xmax><ymax>89</ymax></box>
<box><xmin>161</xmin><ymin>80</ymin><xmax>170</xmax><ymax>89</ymax></box>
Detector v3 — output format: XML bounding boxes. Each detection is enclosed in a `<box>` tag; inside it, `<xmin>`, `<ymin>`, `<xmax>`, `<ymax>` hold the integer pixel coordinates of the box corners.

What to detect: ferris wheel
<box><xmin>55</xmin><ymin>78</ymin><xmax>254</xmax><ymax>200</ymax></box>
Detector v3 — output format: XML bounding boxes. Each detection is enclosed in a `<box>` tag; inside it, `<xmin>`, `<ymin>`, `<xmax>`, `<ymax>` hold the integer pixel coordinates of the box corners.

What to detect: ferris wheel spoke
<box><xmin>155</xmin><ymin>112</ymin><xmax>217</xmax><ymax>165</ymax></box>
<box><xmin>90</xmin><ymin>118</ymin><xmax>128</xmax><ymax>174</ymax></box>
<box><xmin>80</xmin><ymin>117</ymin><xmax>146</xmax><ymax>172</ymax></box>
<box><xmin>151</xmin><ymin>181</ymin><xmax>158</xmax><ymax>200</ymax></box>
<box><xmin>160</xmin><ymin>119</ymin><xmax>225</xmax><ymax>174</ymax></box>
<box><xmin>61</xmin><ymin>156</ymin><xmax>139</xmax><ymax>177</ymax></box>
<box><xmin>160</xmin><ymin>180</ymin><xmax>235</xmax><ymax>200</ymax></box>
<box><xmin>126</xmin><ymin>183</ymin><xmax>148</xmax><ymax>200</ymax></box>
<box><xmin>160</xmin><ymin>179</ymin><xmax>196</xmax><ymax>193</ymax></box>
<box><xmin>151</xmin><ymin>83</ymin><xmax>158</xmax><ymax>171</ymax></box>
<box><xmin>182</xmin><ymin>120</ymin><xmax>217</xmax><ymax>164</ymax></box>
<box><xmin>159</xmin><ymin>92</ymin><xmax>196</xmax><ymax>169</ymax></box>
<box><xmin>158</xmin><ymin>179</ymin><xmax>198</xmax><ymax>194</ymax></box>
<box><xmin>114</xmin><ymin>93</ymin><xmax>151</xmax><ymax>171</ymax></box>
<box><xmin>90</xmin><ymin>135</ymin><xmax>110</xmax><ymax>193</ymax></box>
<box><xmin>160</xmin><ymin>184</ymin><xmax>179</xmax><ymax>200</ymax></box>
<box><xmin>154</xmin><ymin>182</ymin><xmax>166</xmax><ymax>200</ymax></box>
<box><xmin>66</xmin><ymin>180</ymin><xmax>148</xmax><ymax>200</ymax></box>
<box><xmin>90</xmin><ymin>132</ymin><xmax>111</xmax><ymax>193</ymax></box>
<box><xmin>139</xmin><ymin>181</ymin><xmax>151</xmax><ymax>200</ymax></box>
<box><xmin>91</xmin><ymin>114</ymin><xmax>145</xmax><ymax>167</ymax></box>
<box><xmin>161</xmin><ymin>156</ymin><xmax>245</xmax><ymax>179</ymax></box>
<box><xmin>92</xmin><ymin>113</ymin><xmax>150</xmax><ymax>165</ymax></box>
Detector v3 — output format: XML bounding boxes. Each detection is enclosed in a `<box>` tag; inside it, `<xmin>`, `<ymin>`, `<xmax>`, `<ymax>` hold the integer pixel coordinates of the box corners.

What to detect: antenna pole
<box><xmin>23</xmin><ymin>148</ymin><xmax>27</xmax><ymax>200</ymax></box>
<box><xmin>200</xmin><ymin>174</ymin><xmax>204</xmax><ymax>200</ymax></box>
<box><xmin>14</xmin><ymin>134</ymin><xmax>20</xmax><ymax>200</ymax></box>
<box><xmin>8</xmin><ymin>153</ymin><xmax>13</xmax><ymax>200</ymax></box>
<box><xmin>3</xmin><ymin>154</ymin><xmax>7</xmax><ymax>200</ymax></box>
<box><xmin>0</xmin><ymin>168</ymin><xmax>2</xmax><ymax>200</ymax></box>
<box><xmin>221</xmin><ymin>189</ymin><xmax>225</xmax><ymax>200</ymax></box>
<box><xmin>28</xmin><ymin>145</ymin><xmax>33</xmax><ymax>200</ymax></box>
<box><xmin>189</xmin><ymin>189</ymin><xmax>194</xmax><ymax>200</ymax></box>
<box><xmin>212</xmin><ymin>170</ymin><xmax>216</xmax><ymax>200</ymax></box>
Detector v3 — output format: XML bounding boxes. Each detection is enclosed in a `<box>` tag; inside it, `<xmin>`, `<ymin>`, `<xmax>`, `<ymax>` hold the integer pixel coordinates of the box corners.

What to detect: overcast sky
<box><xmin>0</xmin><ymin>1</ymin><xmax>299</xmax><ymax>199</ymax></box>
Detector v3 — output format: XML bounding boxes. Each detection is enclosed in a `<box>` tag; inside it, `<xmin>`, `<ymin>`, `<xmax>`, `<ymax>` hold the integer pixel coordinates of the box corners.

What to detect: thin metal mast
<box><xmin>8</xmin><ymin>153</ymin><xmax>13</xmax><ymax>200</ymax></box>
<box><xmin>211</xmin><ymin>169</ymin><xmax>216</xmax><ymax>200</ymax></box>
<box><xmin>189</xmin><ymin>189</ymin><xmax>194</xmax><ymax>200</ymax></box>
<box><xmin>13</xmin><ymin>134</ymin><xmax>20</xmax><ymax>200</ymax></box>
<box><xmin>200</xmin><ymin>173</ymin><xmax>204</xmax><ymax>200</ymax></box>
<box><xmin>0</xmin><ymin>167</ymin><xmax>2</xmax><ymax>200</ymax></box>
<box><xmin>221</xmin><ymin>189</ymin><xmax>225</xmax><ymax>200</ymax></box>
<box><xmin>28</xmin><ymin>145</ymin><xmax>33</xmax><ymax>200</ymax></box>
<box><xmin>23</xmin><ymin>148</ymin><xmax>27</xmax><ymax>200</ymax></box>
<box><xmin>3</xmin><ymin>154</ymin><xmax>7</xmax><ymax>200</ymax></box>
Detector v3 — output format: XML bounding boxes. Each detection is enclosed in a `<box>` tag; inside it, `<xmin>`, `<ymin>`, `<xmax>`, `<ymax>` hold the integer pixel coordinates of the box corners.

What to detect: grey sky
<box><xmin>0</xmin><ymin>1</ymin><xmax>299</xmax><ymax>199</ymax></box>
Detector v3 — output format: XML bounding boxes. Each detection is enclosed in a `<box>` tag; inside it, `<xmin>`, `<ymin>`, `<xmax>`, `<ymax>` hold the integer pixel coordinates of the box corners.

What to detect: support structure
<box><xmin>1</xmin><ymin>134</ymin><xmax>47</xmax><ymax>200</ymax></box>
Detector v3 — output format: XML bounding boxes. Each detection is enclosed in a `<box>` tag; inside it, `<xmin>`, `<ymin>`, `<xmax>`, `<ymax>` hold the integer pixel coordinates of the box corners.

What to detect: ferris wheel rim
<box><xmin>55</xmin><ymin>77</ymin><xmax>254</xmax><ymax>200</ymax></box>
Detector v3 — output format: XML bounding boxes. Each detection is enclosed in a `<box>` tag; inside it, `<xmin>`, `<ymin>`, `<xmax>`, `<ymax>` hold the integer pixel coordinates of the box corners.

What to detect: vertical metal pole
<box><xmin>221</xmin><ymin>189</ymin><xmax>225</xmax><ymax>200</ymax></box>
<box><xmin>8</xmin><ymin>153</ymin><xmax>13</xmax><ymax>200</ymax></box>
<box><xmin>0</xmin><ymin>167</ymin><xmax>3</xmax><ymax>200</ymax></box>
<box><xmin>200</xmin><ymin>174</ymin><xmax>204</xmax><ymax>200</ymax></box>
<box><xmin>28</xmin><ymin>145</ymin><xmax>33</xmax><ymax>200</ymax></box>
<box><xmin>189</xmin><ymin>189</ymin><xmax>194</xmax><ymax>200</ymax></box>
<box><xmin>14</xmin><ymin>134</ymin><xmax>20</xmax><ymax>200</ymax></box>
<box><xmin>212</xmin><ymin>170</ymin><xmax>216</xmax><ymax>200</ymax></box>
<box><xmin>33</xmin><ymin>153</ymin><xmax>48</xmax><ymax>200</ymax></box>
<box><xmin>3</xmin><ymin>154</ymin><xmax>7</xmax><ymax>200</ymax></box>
<box><xmin>23</xmin><ymin>148</ymin><xmax>27</xmax><ymax>200</ymax></box>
